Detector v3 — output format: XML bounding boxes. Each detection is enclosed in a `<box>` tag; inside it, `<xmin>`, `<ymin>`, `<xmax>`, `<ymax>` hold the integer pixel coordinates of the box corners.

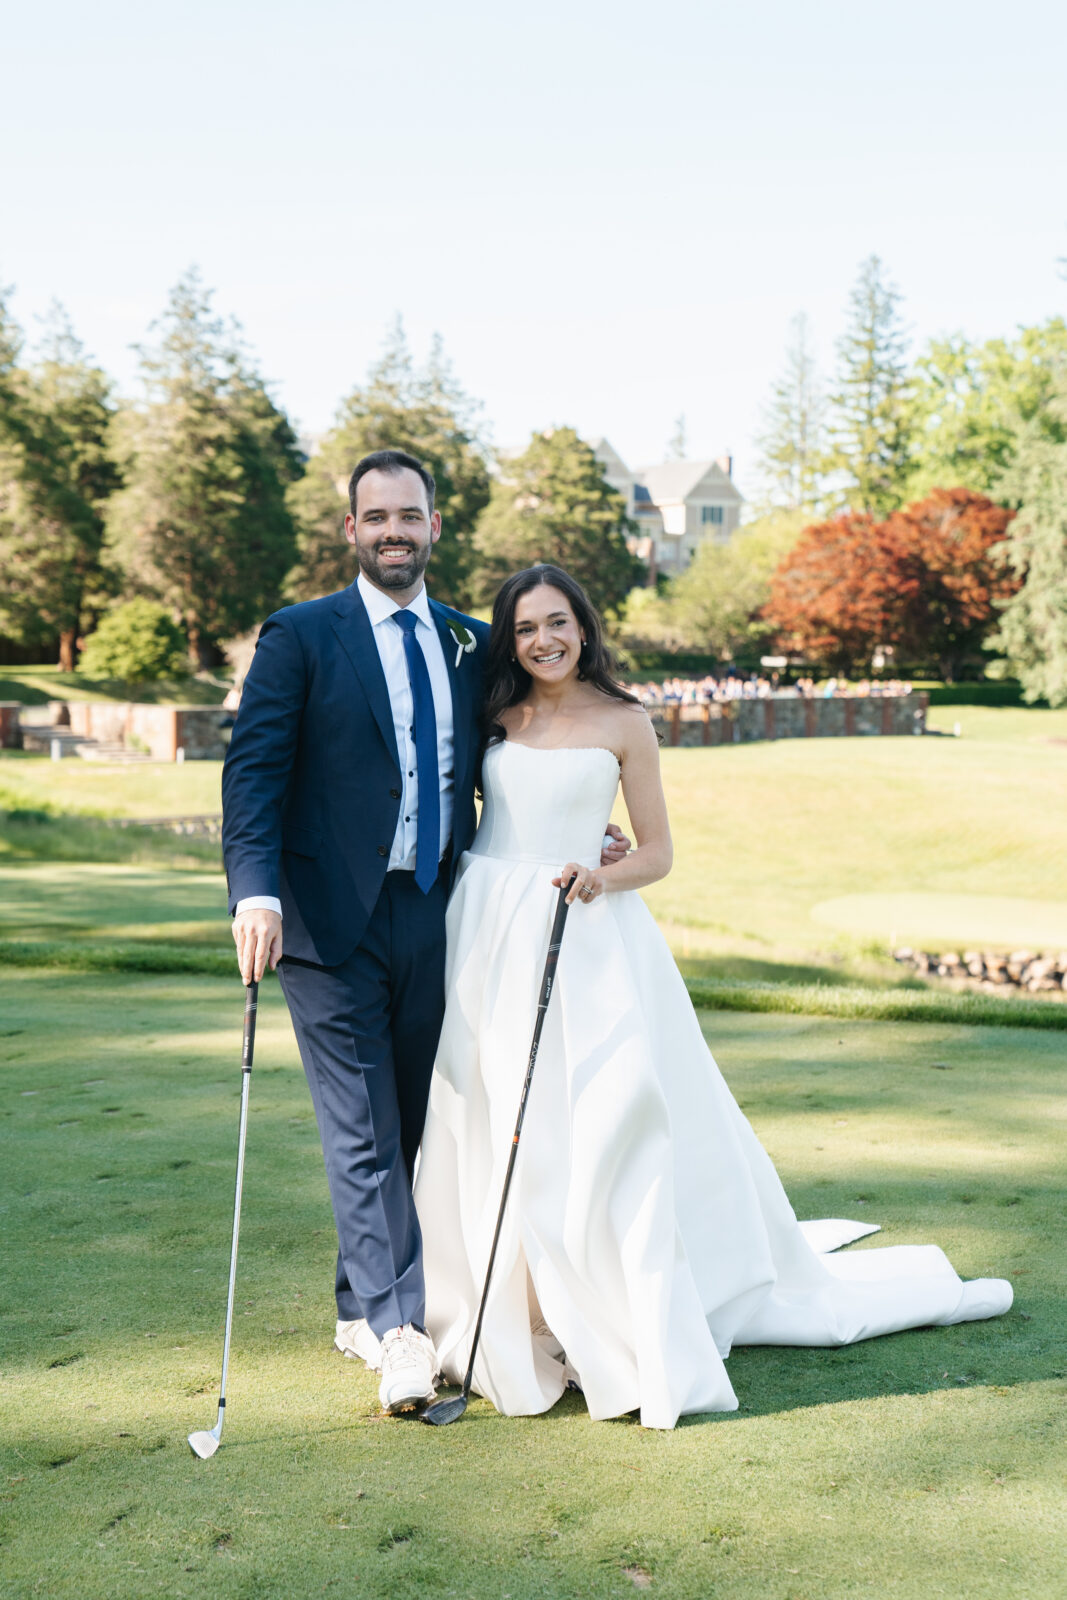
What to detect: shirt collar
<box><xmin>358</xmin><ymin>571</ymin><xmax>433</xmax><ymax>631</ymax></box>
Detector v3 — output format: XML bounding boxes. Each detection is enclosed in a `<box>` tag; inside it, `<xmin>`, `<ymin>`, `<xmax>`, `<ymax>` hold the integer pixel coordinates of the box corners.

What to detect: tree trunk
<box><xmin>186</xmin><ymin>619</ymin><xmax>214</xmax><ymax>672</ymax></box>
<box><xmin>58</xmin><ymin>629</ymin><xmax>78</xmax><ymax>673</ymax></box>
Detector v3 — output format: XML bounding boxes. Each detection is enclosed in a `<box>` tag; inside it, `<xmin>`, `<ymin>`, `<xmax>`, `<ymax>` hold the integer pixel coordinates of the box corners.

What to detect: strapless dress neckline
<box><xmin>494</xmin><ymin>741</ymin><xmax>621</xmax><ymax>769</ymax></box>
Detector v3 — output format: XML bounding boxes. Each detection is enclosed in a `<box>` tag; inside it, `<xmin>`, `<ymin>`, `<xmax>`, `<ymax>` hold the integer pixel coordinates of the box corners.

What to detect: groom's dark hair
<box><xmin>348</xmin><ymin>450</ymin><xmax>436</xmax><ymax>517</ymax></box>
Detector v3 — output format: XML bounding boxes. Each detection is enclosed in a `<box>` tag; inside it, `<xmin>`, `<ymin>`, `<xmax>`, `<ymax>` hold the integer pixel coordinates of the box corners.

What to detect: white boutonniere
<box><xmin>448</xmin><ymin>622</ymin><xmax>477</xmax><ymax>669</ymax></box>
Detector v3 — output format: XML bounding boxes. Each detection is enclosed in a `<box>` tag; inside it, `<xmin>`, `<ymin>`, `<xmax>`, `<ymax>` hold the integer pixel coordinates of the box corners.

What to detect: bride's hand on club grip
<box><xmin>552</xmin><ymin>863</ymin><xmax>604</xmax><ymax>905</ymax></box>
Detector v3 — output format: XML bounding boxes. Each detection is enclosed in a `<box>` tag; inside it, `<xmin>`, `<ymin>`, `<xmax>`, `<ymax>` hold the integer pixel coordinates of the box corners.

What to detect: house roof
<box><xmin>635</xmin><ymin>459</ymin><xmax>742</xmax><ymax>505</ymax></box>
<box><xmin>592</xmin><ymin>438</ymin><xmax>633</xmax><ymax>482</ymax></box>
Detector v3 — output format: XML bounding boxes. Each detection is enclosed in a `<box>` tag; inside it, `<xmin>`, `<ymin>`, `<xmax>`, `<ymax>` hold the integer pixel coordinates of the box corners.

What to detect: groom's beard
<box><xmin>356</xmin><ymin>538</ymin><xmax>432</xmax><ymax>592</ymax></box>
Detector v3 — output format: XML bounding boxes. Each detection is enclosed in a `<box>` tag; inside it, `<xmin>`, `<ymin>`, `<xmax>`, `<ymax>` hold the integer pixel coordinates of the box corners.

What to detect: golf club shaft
<box><xmin>213</xmin><ymin>980</ymin><xmax>258</xmax><ymax>1427</ymax></box>
<box><xmin>460</xmin><ymin>881</ymin><xmax>573</xmax><ymax>1399</ymax></box>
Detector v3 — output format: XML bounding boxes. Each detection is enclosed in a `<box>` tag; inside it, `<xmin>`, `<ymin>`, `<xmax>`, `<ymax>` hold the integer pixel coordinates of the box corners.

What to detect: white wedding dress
<box><xmin>414</xmin><ymin>743</ymin><xmax>1012</xmax><ymax>1429</ymax></box>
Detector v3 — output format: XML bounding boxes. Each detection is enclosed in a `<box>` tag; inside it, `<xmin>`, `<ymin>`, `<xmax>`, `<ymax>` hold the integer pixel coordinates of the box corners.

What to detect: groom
<box><xmin>223</xmin><ymin>448</ymin><xmax>625</xmax><ymax>1413</ymax></box>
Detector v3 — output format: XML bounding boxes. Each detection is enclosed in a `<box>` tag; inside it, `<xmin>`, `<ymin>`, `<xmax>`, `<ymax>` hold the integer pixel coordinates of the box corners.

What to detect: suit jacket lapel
<box><xmin>331</xmin><ymin>583</ymin><xmax>400</xmax><ymax>767</ymax></box>
<box><xmin>430</xmin><ymin>601</ymin><xmax>470</xmax><ymax>788</ymax></box>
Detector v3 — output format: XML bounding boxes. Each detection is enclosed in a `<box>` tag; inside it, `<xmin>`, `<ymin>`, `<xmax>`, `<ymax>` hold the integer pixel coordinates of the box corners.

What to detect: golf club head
<box><xmin>188</xmin><ymin>1426</ymin><xmax>222</xmax><ymax>1459</ymax></box>
<box><xmin>420</xmin><ymin>1393</ymin><xmax>468</xmax><ymax>1426</ymax></box>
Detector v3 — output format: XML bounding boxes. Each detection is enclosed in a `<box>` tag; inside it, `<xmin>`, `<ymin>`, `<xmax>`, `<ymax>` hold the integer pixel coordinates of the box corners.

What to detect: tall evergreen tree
<box><xmin>755</xmin><ymin>312</ymin><xmax>825</xmax><ymax>512</ymax></box>
<box><xmin>827</xmin><ymin>257</ymin><xmax>913</xmax><ymax>514</ymax></box>
<box><xmin>0</xmin><ymin>297</ymin><xmax>119</xmax><ymax>669</ymax></box>
<box><xmin>991</xmin><ymin>379</ymin><xmax>1067</xmax><ymax>705</ymax></box>
<box><xmin>286</xmin><ymin>320</ymin><xmax>490</xmax><ymax>608</ymax></box>
<box><xmin>471</xmin><ymin>427</ymin><xmax>642</xmax><ymax>614</ymax></box>
<box><xmin>107</xmin><ymin>271</ymin><xmax>302</xmax><ymax>665</ymax></box>
<box><xmin>667</xmin><ymin>414</ymin><xmax>688</xmax><ymax>460</ymax></box>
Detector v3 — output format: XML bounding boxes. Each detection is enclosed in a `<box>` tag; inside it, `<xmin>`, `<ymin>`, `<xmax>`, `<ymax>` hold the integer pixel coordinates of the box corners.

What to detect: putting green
<box><xmin>811</xmin><ymin>891</ymin><xmax>1067</xmax><ymax>951</ymax></box>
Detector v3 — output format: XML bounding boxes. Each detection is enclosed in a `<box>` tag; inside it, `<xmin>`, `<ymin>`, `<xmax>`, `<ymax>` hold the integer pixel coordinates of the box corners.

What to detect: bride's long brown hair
<box><xmin>481</xmin><ymin>565</ymin><xmax>639</xmax><ymax>747</ymax></box>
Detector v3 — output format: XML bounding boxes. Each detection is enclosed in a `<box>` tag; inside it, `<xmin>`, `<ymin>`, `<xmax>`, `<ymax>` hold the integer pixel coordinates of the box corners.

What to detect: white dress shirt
<box><xmin>235</xmin><ymin>573</ymin><xmax>455</xmax><ymax>918</ymax></box>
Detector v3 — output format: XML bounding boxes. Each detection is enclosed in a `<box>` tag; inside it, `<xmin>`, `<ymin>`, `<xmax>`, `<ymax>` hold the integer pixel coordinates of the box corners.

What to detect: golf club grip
<box><xmin>242</xmin><ymin>980</ymin><xmax>258</xmax><ymax>1070</ymax></box>
<box><xmin>461</xmin><ymin>881</ymin><xmax>573</xmax><ymax>1396</ymax></box>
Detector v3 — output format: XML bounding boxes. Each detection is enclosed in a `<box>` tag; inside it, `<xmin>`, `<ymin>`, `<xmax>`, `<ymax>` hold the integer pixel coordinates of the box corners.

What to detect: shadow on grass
<box><xmin>0</xmin><ymin>814</ymin><xmax>221</xmax><ymax>867</ymax></box>
<box><xmin>0</xmin><ymin>670</ymin><xmax>228</xmax><ymax>706</ymax></box>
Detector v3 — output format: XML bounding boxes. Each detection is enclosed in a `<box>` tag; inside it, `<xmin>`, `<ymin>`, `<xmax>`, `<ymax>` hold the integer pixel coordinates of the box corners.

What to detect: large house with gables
<box><xmin>594</xmin><ymin>440</ymin><xmax>744</xmax><ymax>579</ymax></box>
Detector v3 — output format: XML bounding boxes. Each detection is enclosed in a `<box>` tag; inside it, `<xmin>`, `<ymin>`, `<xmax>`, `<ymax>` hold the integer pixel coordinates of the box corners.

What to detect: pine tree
<box><xmin>755</xmin><ymin>312</ymin><xmax>825</xmax><ymax>512</ymax></box>
<box><xmin>0</xmin><ymin>298</ymin><xmax>119</xmax><ymax>669</ymax></box>
<box><xmin>827</xmin><ymin>257</ymin><xmax>913</xmax><ymax>514</ymax></box>
<box><xmin>471</xmin><ymin>427</ymin><xmax>642</xmax><ymax>614</ymax></box>
<box><xmin>286</xmin><ymin>320</ymin><xmax>490</xmax><ymax>608</ymax></box>
<box><xmin>107</xmin><ymin>271</ymin><xmax>302</xmax><ymax>665</ymax></box>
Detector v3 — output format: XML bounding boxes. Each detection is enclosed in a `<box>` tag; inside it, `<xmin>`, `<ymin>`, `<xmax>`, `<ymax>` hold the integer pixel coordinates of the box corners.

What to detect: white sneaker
<box><xmin>334</xmin><ymin>1318</ymin><xmax>383</xmax><ymax>1371</ymax></box>
<box><xmin>378</xmin><ymin>1325</ymin><xmax>438</xmax><ymax>1414</ymax></box>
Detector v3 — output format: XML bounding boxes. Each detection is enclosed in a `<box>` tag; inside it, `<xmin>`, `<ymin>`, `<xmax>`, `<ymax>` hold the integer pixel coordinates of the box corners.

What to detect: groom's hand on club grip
<box><xmin>233</xmin><ymin>908</ymin><xmax>283</xmax><ymax>985</ymax></box>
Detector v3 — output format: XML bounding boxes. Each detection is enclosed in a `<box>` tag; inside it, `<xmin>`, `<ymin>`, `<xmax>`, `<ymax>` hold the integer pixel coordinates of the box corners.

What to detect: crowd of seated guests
<box><xmin>626</xmin><ymin>673</ymin><xmax>913</xmax><ymax>706</ymax></box>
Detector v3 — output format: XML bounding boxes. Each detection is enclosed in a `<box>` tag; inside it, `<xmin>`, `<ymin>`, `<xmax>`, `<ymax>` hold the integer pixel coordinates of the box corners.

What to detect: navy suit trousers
<box><xmin>277</xmin><ymin>865</ymin><xmax>448</xmax><ymax>1336</ymax></box>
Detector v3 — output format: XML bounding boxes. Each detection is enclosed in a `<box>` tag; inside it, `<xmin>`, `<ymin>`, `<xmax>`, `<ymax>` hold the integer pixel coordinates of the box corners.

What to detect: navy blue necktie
<box><xmin>391</xmin><ymin>609</ymin><xmax>440</xmax><ymax>894</ymax></box>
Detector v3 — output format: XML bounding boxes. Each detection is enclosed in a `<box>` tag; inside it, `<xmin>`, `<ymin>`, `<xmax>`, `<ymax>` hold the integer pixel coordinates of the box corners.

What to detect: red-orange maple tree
<box><xmin>763</xmin><ymin>489</ymin><xmax>1016</xmax><ymax>677</ymax></box>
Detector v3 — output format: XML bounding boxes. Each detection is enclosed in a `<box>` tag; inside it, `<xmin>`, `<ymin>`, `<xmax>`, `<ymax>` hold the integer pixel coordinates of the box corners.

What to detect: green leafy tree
<box><xmin>827</xmin><ymin>256</ymin><xmax>913</xmax><ymax>514</ymax></box>
<box><xmin>755</xmin><ymin>313</ymin><xmax>825</xmax><ymax>512</ymax></box>
<box><xmin>286</xmin><ymin>321</ymin><xmax>490</xmax><ymax>608</ymax></box>
<box><xmin>0</xmin><ymin>298</ymin><xmax>119</xmax><ymax>669</ymax></box>
<box><xmin>906</xmin><ymin>319</ymin><xmax>1067</xmax><ymax>498</ymax></box>
<box><xmin>619</xmin><ymin>510</ymin><xmax>808</xmax><ymax>660</ymax></box>
<box><xmin>471</xmin><ymin>427</ymin><xmax>643</xmax><ymax>614</ymax></box>
<box><xmin>80</xmin><ymin>598</ymin><xmax>189</xmax><ymax>685</ymax></box>
<box><xmin>991</xmin><ymin>380</ymin><xmax>1067</xmax><ymax>705</ymax></box>
<box><xmin>107</xmin><ymin>270</ymin><xmax>302</xmax><ymax>666</ymax></box>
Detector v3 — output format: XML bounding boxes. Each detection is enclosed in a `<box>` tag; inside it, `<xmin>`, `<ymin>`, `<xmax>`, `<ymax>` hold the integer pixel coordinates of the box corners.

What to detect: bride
<box><xmin>413</xmin><ymin>564</ymin><xmax>1012</xmax><ymax>1429</ymax></box>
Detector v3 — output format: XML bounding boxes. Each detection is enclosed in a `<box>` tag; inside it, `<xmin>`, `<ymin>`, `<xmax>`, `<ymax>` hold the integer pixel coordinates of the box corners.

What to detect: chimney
<box><xmin>715</xmin><ymin>453</ymin><xmax>734</xmax><ymax>479</ymax></box>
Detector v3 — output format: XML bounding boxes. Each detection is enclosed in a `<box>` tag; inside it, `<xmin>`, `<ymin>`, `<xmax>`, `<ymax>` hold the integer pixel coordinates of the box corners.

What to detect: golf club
<box><xmin>422</xmin><ymin>878</ymin><xmax>575</xmax><ymax>1426</ymax></box>
<box><xmin>188</xmin><ymin>979</ymin><xmax>258</xmax><ymax>1459</ymax></box>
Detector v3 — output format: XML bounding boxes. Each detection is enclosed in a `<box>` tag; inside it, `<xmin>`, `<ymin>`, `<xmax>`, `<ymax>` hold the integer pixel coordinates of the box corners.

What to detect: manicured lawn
<box><xmin>0</xmin><ymin>751</ymin><xmax>224</xmax><ymax>820</ymax></box>
<box><xmin>1</xmin><ymin>972</ymin><xmax>1063</xmax><ymax>1599</ymax></box>
<box><xmin>0</xmin><ymin>864</ymin><xmax>228</xmax><ymax>946</ymax></box>
<box><xmin>638</xmin><ymin>710</ymin><xmax>1067</xmax><ymax>984</ymax></box>
<box><xmin>4</xmin><ymin>705</ymin><xmax>1067</xmax><ymax>987</ymax></box>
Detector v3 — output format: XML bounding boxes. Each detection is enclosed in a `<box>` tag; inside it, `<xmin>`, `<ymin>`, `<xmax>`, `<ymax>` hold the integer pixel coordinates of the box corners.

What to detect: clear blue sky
<box><xmin>4</xmin><ymin>0</ymin><xmax>1065</xmax><ymax>500</ymax></box>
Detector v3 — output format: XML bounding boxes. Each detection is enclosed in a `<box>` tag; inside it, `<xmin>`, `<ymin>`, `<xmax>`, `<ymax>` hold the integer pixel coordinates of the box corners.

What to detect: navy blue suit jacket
<box><xmin>222</xmin><ymin>581</ymin><xmax>490</xmax><ymax>967</ymax></box>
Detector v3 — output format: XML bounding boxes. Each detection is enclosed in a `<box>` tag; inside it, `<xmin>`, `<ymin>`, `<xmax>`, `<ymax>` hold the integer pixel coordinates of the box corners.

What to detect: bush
<box><xmin>79</xmin><ymin>601</ymin><xmax>189</xmax><ymax>685</ymax></box>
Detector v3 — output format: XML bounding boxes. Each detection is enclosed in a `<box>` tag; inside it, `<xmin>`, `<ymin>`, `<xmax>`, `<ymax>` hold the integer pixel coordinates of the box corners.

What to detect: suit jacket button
<box><xmin>377</xmin><ymin>845</ymin><xmax>388</xmax><ymax>857</ymax></box>
<box><xmin>389</xmin><ymin>787</ymin><xmax>401</xmax><ymax>799</ymax></box>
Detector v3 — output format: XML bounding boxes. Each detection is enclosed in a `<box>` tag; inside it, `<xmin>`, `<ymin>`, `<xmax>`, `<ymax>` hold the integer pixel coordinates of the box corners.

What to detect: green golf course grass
<box><xmin>1</xmin><ymin>973</ymin><xmax>1063</xmax><ymax>1599</ymax></box>
<box><xmin>1</xmin><ymin>704</ymin><xmax>1065</xmax><ymax>1595</ymax></box>
<box><xmin>3</xmin><ymin>702</ymin><xmax>1067</xmax><ymax>986</ymax></box>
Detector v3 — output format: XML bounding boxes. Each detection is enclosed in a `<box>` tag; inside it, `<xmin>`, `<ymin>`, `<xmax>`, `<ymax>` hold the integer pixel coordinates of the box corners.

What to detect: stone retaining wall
<box><xmin>647</xmin><ymin>692</ymin><xmax>927</xmax><ymax>747</ymax></box>
<box><xmin>894</xmin><ymin>946</ymin><xmax>1067</xmax><ymax>995</ymax></box>
<box><xmin>62</xmin><ymin>702</ymin><xmax>232</xmax><ymax>760</ymax></box>
<box><xmin>22</xmin><ymin>693</ymin><xmax>927</xmax><ymax>760</ymax></box>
